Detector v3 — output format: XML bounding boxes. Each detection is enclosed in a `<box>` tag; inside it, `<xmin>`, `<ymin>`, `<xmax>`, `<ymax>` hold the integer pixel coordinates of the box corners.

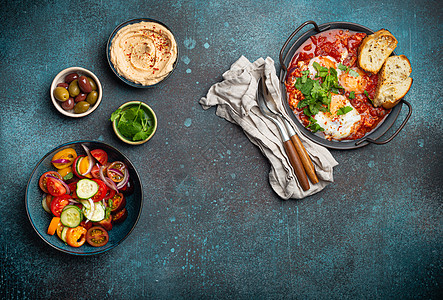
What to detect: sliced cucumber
<box><xmin>76</xmin><ymin>179</ymin><xmax>99</xmax><ymax>199</ymax></box>
<box><xmin>60</xmin><ymin>205</ymin><xmax>83</xmax><ymax>228</ymax></box>
<box><xmin>80</xmin><ymin>199</ymin><xmax>106</xmax><ymax>222</ymax></box>
<box><xmin>42</xmin><ymin>195</ymin><xmax>51</xmax><ymax>214</ymax></box>
<box><xmin>61</xmin><ymin>227</ymin><xmax>69</xmax><ymax>242</ymax></box>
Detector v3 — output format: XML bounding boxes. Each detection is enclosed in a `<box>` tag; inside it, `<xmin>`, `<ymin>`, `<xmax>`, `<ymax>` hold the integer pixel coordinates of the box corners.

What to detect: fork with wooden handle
<box><xmin>257</xmin><ymin>79</ymin><xmax>310</xmax><ymax>191</ymax></box>
<box><xmin>260</xmin><ymin>77</ymin><xmax>319</xmax><ymax>185</ymax></box>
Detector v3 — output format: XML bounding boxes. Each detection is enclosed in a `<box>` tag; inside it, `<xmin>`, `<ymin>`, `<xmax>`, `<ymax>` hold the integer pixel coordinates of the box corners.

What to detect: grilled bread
<box><xmin>358</xmin><ymin>29</ymin><xmax>398</xmax><ymax>74</ymax></box>
<box><xmin>373</xmin><ymin>55</ymin><xmax>413</xmax><ymax>109</ymax></box>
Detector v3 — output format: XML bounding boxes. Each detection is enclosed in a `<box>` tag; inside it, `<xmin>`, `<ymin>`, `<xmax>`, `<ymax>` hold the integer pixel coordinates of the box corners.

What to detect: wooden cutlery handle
<box><xmin>283</xmin><ymin>140</ymin><xmax>310</xmax><ymax>191</ymax></box>
<box><xmin>290</xmin><ymin>134</ymin><xmax>319</xmax><ymax>184</ymax></box>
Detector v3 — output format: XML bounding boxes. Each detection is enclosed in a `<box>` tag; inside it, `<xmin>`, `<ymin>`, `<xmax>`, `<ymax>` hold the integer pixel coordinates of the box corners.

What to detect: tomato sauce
<box><xmin>285</xmin><ymin>29</ymin><xmax>390</xmax><ymax>141</ymax></box>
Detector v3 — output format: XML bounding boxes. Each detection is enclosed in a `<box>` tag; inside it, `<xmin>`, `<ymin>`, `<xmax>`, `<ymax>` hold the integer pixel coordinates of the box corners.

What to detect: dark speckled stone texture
<box><xmin>1</xmin><ymin>0</ymin><xmax>442</xmax><ymax>299</ymax></box>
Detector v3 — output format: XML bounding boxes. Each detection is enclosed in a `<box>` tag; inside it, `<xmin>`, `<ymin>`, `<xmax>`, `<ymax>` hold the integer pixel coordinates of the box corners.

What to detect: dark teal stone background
<box><xmin>0</xmin><ymin>0</ymin><xmax>441</xmax><ymax>298</ymax></box>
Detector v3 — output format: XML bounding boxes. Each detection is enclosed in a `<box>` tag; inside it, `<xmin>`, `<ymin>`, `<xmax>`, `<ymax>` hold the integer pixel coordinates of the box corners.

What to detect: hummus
<box><xmin>110</xmin><ymin>21</ymin><xmax>177</xmax><ymax>86</ymax></box>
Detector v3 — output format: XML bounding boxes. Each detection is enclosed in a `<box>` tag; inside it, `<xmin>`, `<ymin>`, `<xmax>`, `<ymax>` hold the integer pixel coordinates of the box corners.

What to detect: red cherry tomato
<box><xmin>109</xmin><ymin>193</ymin><xmax>126</xmax><ymax>213</ymax></box>
<box><xmin>86</xmin><ymin>226</ymin><xmax>109</xmax><ymax>247</ymax></box>
<box><xmin>46</xmin><ymin>177</ymin><xmax>67</xmax><ymax>197</ymax></box>
<box><xmin>50</xmin><ymin>194</ymin><xmax>71</xmax><ymax>217</ymax></box>
<box><xmin>90</xmin><ymin>164</ymin><xmax>100</xmax><ymax>179</ymax></box>
<box><xmin>39</xmin><ymin>171</ymin><xmax>62</xmax><ymax>193</ymax></box>
<box><xmin>66</xmin><ymin>226</ymin><xmax>87</xmax><ymax>247</ymax></box>
<box><xmin>112</xmin><ymin>208</ymin><xmax>127</xmax><ymax>224</ymax></box>
<box><xmin>80</xmin><ymin>220</ymin><xmax>92</xmax><ymax>231</ymax></box>
<box><xmin>95</xmin><ymin>214</ymin><xmax>112</xmax><ymax>231</ymax></box>
<box><xmin>103</xmin><ymin>189</ymin><xmax>116</xmax><ymax>202</ymax></box>
<box><xmin>90</xmin><ymin>179</ymin><xmax>107</xmax><ymax>202</ymax></box>
<box><xmin>90</xmin><ymin>149</ymin><xmax>108</xmax><ymax>165</ymax></box>
<box><xmin>68</xmin><ymin>180</ymin><xmax>78</xmax><ymax>198</ymax></box>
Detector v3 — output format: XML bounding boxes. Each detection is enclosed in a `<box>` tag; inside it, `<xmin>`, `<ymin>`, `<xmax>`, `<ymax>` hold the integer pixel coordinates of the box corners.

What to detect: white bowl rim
<box><xmin>50</xmin><ymin>67</ymin><xmax>103</xmax><ymax>118</ymax></box>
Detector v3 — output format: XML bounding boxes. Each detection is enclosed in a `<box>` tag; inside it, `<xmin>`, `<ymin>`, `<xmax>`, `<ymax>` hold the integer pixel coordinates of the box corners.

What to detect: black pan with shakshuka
<box><xmin>279</xmin><ymin>21</ymin><xmax>412</xmax><ymax>150</ymax></box>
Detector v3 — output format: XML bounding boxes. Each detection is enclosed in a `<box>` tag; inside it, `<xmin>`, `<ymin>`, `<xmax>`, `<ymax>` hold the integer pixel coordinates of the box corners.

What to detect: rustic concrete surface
<box><xmin>0</xmin><ymin>0</ymin><xmax>441</xmax><ymax>299</ymax></box>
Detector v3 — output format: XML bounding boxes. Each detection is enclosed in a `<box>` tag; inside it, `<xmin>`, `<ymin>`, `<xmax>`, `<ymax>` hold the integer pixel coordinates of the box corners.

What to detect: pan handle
<box><xmin>279</xmin><ymin>21</ymin><xmax>322</xmax><ymax>74</ymax></box>
<box><xmin>355</xmin><ymin>100</ymin><xmax>412</xmax><ymax>146</ymax></box>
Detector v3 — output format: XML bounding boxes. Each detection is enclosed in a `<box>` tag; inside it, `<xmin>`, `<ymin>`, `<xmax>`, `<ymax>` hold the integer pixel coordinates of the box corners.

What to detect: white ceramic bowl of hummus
<box><xmin>107</xmin><ymin>18</ymin><xmax>179</xmax><ymax>88</ymax></box>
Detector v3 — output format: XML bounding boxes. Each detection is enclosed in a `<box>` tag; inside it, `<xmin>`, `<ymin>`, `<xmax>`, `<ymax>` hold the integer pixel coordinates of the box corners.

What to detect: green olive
<box><xmin>54</xmin><ymin>86</ymin><xmax>70</xmax><ymax>102</ymax></box>
<box><xmin>68</xmin><ymin>79</ymin><xmax>80</xmax><ymax>97</ymax></box>
<box><xmin>87</xmin><ymin>77</ymin><xmax>97</xmax><ymax>91</ymax></box>
<box><xmin>74</xmin><ymin>101</ymin><xmax>90</xmax><ymax>114</ymax></box>
<box><xmin>86</xmin><ymin>91</ymin><xmax>98</xmax><ymax>105</ymax></box>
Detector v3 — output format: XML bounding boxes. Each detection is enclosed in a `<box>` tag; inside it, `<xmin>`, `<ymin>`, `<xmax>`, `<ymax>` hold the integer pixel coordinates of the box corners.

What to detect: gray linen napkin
<box><xmin>199</xmin><ymin>56</ymin><xmax>338</xmax><ymax>199</ymax></box>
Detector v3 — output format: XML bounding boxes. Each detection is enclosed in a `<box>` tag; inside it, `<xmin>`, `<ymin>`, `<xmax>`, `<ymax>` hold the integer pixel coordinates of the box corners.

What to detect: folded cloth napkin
<box><xmin>199</xmin><ymin>56</ymin><xmax>338</xmax><ymax>199</ymax></box>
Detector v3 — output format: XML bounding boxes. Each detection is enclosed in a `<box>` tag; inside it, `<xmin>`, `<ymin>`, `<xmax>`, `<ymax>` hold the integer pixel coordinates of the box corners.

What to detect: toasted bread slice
<box><xmin>373</xmin><ymin>55</ymin><xmax>413</xmax><ymax>109</ymax></box>
<box><xmin>358</xmin><ymin>29</ymin><xmax>398</xmax><ymax>74</ymax></box>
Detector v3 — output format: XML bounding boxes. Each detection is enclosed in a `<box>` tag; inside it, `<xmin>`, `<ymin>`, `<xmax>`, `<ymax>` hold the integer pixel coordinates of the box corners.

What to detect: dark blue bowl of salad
<box><xmin>25</xmin><ymin>140</ymin><xmax>143</xmax><ymax>255</ymax></box>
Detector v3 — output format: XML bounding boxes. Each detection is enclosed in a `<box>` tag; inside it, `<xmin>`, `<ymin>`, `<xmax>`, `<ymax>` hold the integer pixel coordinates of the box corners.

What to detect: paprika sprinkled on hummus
<box><xmin>110</xmin><ymin>21</ymin><xmax>177</xmax><ymax>86</ymax></box>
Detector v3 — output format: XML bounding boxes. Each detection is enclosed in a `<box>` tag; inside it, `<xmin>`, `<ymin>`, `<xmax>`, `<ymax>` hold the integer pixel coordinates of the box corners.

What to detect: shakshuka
<box><xmin>285</xmin><ymin>29</ymin><xmax>390</xmax><ymax>141</ymax></box>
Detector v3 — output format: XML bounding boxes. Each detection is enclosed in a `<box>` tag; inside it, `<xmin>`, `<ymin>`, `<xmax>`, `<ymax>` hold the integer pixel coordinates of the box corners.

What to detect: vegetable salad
<box><xmin>39</xmin><ymin>144</ymin><xmax>133</xmax><ymax>248</ymax></box>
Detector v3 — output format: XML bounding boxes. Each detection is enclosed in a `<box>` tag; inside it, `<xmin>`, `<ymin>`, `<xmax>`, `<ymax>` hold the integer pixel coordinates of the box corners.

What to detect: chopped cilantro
<box><xmin>294</xmin><ymin>64</ymin><xmax>342</xmax><ymax>119</ymax></box>
<box><xmin>307</xmin><ymin>116</ymin><xmax>325</xmax><ymax>133</ymax></box>
<box><xmin>336</xmin><ymin>106</ymin><xmax>353</xmax><ymax>116</ymax></box>
<box><xmin>337</xmin><ymin>63</ymin><xmax>359</xmax><ymax>77</ymax></box>
<box><xmin>110</xmin><ymin>102</ymin><xmax>155</xmax><ymax>142</ymax></box>
<box><xmin>349</xmin><ymin>91</ymin><xmax>356</xmax><ymax>99</ymax></box>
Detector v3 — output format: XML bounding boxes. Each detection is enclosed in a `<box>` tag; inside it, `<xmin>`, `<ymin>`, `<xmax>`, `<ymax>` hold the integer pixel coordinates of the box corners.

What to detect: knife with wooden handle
<box><xmin>283</xmin><ymin>139</ymin><xmax>310</xmax><ymax>191</ymax></box>
<box><xmin>282</xmin><ymin>118</ymin><xmax>319</xmax><ymax>184</ymax></box>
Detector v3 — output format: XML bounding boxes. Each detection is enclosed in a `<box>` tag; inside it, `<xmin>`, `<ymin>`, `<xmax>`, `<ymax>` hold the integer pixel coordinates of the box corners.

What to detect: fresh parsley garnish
<box><xmin>307</xmin><ymin>116</ymin><xmax>325</xmax><ymax>133</ymax></box>
<box><xmin>336</xmin><ymin>106</ymin><xmax>353</xmax><ymax>116</ymax></box>
<box><xmin>294</xmin><ymin>65</ymin><xmax>343</xmax><ymax>117</ymax></box>
<box><xmin>349</xmin><ymin>91</ymin><xmax>355</xmax><ymax>99</ymax></box>
<box><xmin>338</xmin><ymin>63</ymin><xmax>359</xmax><ymax>77</ymax></box>
<box><xmin>110</xmin><ymin>102</ymin><xmax>155</xmax><ymax>142</ymax></box>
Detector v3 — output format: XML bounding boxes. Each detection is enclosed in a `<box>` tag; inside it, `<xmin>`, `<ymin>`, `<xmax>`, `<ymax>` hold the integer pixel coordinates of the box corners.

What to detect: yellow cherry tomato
<box><xmin>78</xmin><ymin>156</ymin><xmax>92</xmax><ymax>178</ymax></box>
<box><xmin>51</xmin><ymin>148</ymin><xmax>77</xmax><ymax>169</ymax></box>
<box><xmin>58</xmin><ymin>166</ymin><xmax>73</xmax><ymax>178</ymax></box>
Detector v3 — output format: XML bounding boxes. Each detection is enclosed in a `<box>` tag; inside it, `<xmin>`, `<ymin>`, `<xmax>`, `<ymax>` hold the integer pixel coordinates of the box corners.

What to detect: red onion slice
<box><xmin>46</xmin><ymin>174</ymin><xmax>71</xmax><ymax>195</ymax></box>
<box><xmin>99</xmin><ymin>165</ymin><xmax>118</xmax><ymax>192</ymax></box>
<box><xmin>81</xmin><ymin>144</ymin><xmax>94</xmax><ymax>176</ymax></box>
<box><xmin>109</xmin><ymin>168</ymin><xmax>124</xmax><ymax>177</ymax></box>
<box><xmin>51</xmin><ymin>159</ymin><xmax>71</xmax><ymax>164</ymax></box>
<box><xmin>116</xmin><ymin>168</ymin><xmax>130</xmax><ymax>189</ymax></box>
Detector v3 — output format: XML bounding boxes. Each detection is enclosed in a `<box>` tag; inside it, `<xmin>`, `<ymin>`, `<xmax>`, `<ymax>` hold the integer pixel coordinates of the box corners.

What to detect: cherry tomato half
<box><xmin>107</xmin><ymin>161</ymin><xmax>126</xmax><ymax>183</ymax></box>
<box><xmin>90</xmin><ymin>164</ymin><xmax>100</xmax><ymax>179</ymax></box>
<box><xmin>39</xmin><ymin>171</ymin><xmax>62</xmax><ymax>193</ymax></box>
<box><xmin>109</xmin><ymin>193</ymin><xmax>126</xmax><ymax>213</ymax></box>
<box><xmin>103</xmin><ymin>189</ymin><xmax>116</xmax><ymax>202</ymax></box>
<box><xmin>95</xmin><ymin>214</ymin><xmax>112</xmax><ymax>231</ymax></box>
<box><xmin>68</xmin><ymin>180</ymin><xmax>78</xmax><ymax>198</ymax></box>
<box><xmin>86</xmin><ymin>226</ymin><xmax>109</xmax><ymax>247</ymax></box>
<box><xmin>51</xmin><ymin>148</ymin><xmax>77</xmax><ymax>169</ymax></box>
<box><xmin>80</xmin><ymin>220</ymin><xmax>93</xmax><ymax>231</ymax></box>
<box><xmin>50</xmin><ymin>194</ymin><xmax>71</xmax><ymax>217</ymax></box>
<box><xmin>112</xmin><ymin>208</ymin><xmax>127</xmax><ymax>224</ymax></box>
<box><xmin>120</xmin><ymin>178</ymin><xmax>135</xmax><ymax>196</ymax></box>
<box><xmin>91</xmin><ymin>179</ymin><xmax>107</xmax><ymax>202</ymax></box>
<box><xmin>90</xmin><ymin>149</ymin><xmax>108</xmax><ymax>165</ymax></box>
<box><xmin>46</xmin><ymin>177</ymin><xmax>67</xmax><ymax>197</ymax></box>
<box><xmin>66</xmin><ymin>226</ymin><xmax>87</xmax><ymax>247</ymax></box>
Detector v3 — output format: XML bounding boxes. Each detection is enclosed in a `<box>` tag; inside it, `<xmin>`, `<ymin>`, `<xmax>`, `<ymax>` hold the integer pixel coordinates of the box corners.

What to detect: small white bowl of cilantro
<box><xmin>111</xmin><ymin>101</ymin><xmax>157</xmax><ymax>145</ymax></box>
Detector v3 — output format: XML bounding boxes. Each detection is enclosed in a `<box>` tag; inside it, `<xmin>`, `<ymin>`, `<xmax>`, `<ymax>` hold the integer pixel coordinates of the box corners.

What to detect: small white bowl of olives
<box><xmin>51</xmin><ymin>67</ymin><xmax>102</xmax><ymax>118</ymax></box>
